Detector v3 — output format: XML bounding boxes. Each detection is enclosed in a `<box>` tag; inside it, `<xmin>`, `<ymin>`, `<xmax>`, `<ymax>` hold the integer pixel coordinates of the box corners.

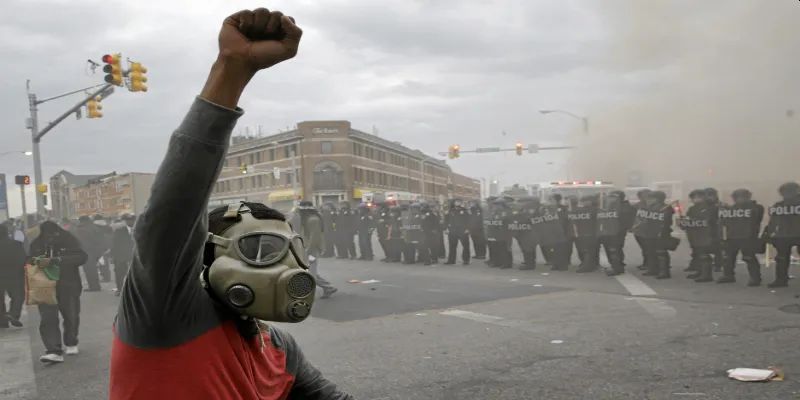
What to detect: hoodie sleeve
<box><xmin>116</xmin><ymin>97</ymin><xmax>242</xmax><ymax>348</ymax></box>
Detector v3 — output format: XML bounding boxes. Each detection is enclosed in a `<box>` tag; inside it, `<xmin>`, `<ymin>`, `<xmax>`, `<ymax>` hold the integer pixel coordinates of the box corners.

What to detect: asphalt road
<box><xmin>4</xmin><ymin>237</ymin><xmax>800</xmax><ymax>400</ymax></box>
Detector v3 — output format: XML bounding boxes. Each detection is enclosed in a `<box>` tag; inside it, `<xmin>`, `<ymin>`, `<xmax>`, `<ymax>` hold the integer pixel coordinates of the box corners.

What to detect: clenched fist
<box><xmin>201</xmin><ymin>7</ymin><xmax>302</xmax><ymax>108</ymax></box>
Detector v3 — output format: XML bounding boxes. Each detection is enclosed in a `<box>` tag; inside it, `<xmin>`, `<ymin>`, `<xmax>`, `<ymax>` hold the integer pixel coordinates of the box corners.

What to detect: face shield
<box><xmin>203</xmin><ymin>205</ymin><xmax>316</xmax><ymax>323</ymax></box>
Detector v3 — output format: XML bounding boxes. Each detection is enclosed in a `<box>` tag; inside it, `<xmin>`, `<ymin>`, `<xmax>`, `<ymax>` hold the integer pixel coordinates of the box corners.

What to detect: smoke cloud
<box><xmin>570</xmin><ymin>0</ymin><xmax>800</xmax><ymax>201</ymax></box>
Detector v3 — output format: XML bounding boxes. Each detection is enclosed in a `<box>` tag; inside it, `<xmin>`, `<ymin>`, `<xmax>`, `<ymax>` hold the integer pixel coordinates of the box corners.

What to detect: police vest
<box><xmin>485</xmin><ymin>211</ymin><xmax>510</xmax><ymax>241</ymax></box>
<box><xmin>508</xmin><ymin>211</ymin><xmax>533</xmax><ymax>233</ymax></box>
<box><xmin>632</xmin><ymin>206</ymin><xmax>669</xmax><ymax>239</ymax></box>
<box><xmin>596</xmin><ymin>208</ymin><xmax>622</xmax><ymax>237</ymax></box>
<box><xmin>403</xmin><ymin>214</ymin><xmax>424</xmax><ymax>243</ymax></box>
<box><xmin>719</xmin><ymin>203</ymin><xmax>761</xmax><ymax>240</ymax></box>
<box><xmin>567</xmin><ymin>207</ymin><xmax>596</xmax><ymax>238</ymax></box>
<box><xmin>768</xmin><ymin>201</ymin><xmax>800</xmax><ymax>238</ymax></box>
<box><xmin>533</xmin><ymin>206</ymin><xmax>567</xmax><ymax>245</ymax></box>
<box><xmin>678</xmin><ymin>207</ymin><xmax>713</xmax><ymax>247</ymax></box>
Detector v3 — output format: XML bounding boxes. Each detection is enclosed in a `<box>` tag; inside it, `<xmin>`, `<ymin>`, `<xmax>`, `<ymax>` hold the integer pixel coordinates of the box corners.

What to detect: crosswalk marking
<box><xmin>440</xmin><ymin>309</ymin><xmax>543</xmax><ymax>333</ymax></box>
<box><xmin>614</xmin><ymin>273</ymin><xmax>677</xmax><ymax>318</ymax></box>
<box><xmin>614</xmin><ymin>274</ymin><xmax>658</xmax><ymax>296</ymax></box>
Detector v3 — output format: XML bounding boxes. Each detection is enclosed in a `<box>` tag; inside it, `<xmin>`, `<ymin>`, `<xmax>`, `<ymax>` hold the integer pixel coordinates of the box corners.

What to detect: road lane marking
<box><xmin>0</xmin><ymin>309</ymin><xmax>36</xmax><ymax>399</ymax></box>
<box><xmin>614</xmin><ymin>273</ymin><xmax>657</xmax><ymax>296</ymax></box>
<box><xmin>440</xmin><ymin>309</ymin><xmax>543</xmax><ymax>333</ymax></box>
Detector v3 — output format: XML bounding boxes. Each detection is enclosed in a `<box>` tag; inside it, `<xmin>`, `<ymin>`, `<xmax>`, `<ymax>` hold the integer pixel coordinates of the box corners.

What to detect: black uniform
<box><xmin>764</xmin><ymin>194</ymin><xmax>800</xmax><ymax>287</ymax></box>
<box><xmin>421</xmin><ymin>205</ymin><xmax>441</xmax><ymax>265</ymax></box>
<box><xmin>486</xmin><ymin>201</ymin><xmax>513</xmax><ymax>269</ymax></box>
<box><xmin>445</xmin><ymin>203</ymin><xmax>471</xmax><ymax>264</ymax></box>
<box><xmin>509</xmin><ymin>201</ymin><xmax>537</xmax><ymax>270</ymax></box>
<box><xmin>336</xmin><ymin>204</ymin><xmax>358</xmax><ymax>259</ymax></box>
<box><xmin>597</xmin><ymin>197</ymin><xmax>627</xmax><ymax>275</ymax></box>
<box><xmin>403</xmin><ymin>205</ymin><xmax>426</xmax><ymax>264</ymax></box>
<box><xmin>534</xmin><ymin>203</ymin><xmax>570</xmax><ymax>271</ymax></box>
<box><xmin>632</xmin><ymin>199</ymin><xmax>675</xmax><ymax>279</ymax></box>
<box><xmin>569</xmin><ymin>198</ymin><xmax>599</xmax><ymax>273</ymax></box>
<box><xmin>356</xmin><ymin>206</ymin><xmax>375</xmax><ymax>261</ymax></box>
<box><xmin>719</xmin><ymin>200</ymin><xmax>764</xmax><ymax>284</ymax></box>
<box><xmin>320</xmin><ymin>205</ymin><xmax>337</xmax><ymax>258</ymax></box>
<box><xmin>386</xmin><ymin>207</ymin><xmax>404</xmax><ymax>262</ymax></box>
<box><xmin>468</xmin><ymin>202</ymin><xmax>487</xmax><ymax>259</ymax></box>
<box><xmin>678</xmin><ymin>202</ymin><xmax>716</xmax><ymax>282</ymax></box>
<box><xmin>375</xmin><ymin>205</ymin><xmax>391</xmax><ymax>261</ymax></box>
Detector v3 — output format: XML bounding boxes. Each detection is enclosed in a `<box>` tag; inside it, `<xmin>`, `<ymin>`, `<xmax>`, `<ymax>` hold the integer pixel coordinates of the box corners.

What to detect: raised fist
<box><xmin>218</xmin><ymin>8</ymin><xmax>303</xmax><ymax>72</ymax></box>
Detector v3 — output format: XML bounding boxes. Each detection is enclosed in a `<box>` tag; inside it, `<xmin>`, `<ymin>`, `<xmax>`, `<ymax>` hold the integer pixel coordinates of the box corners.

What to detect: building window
<box><xmin>257</xmin><ymin>175</ymin><xmax>263</xmax><ymax>188</ymax></box>
<box><xmin>321</xmin><ymin>141</ymin><xmax>333</xmax><ymax>154</ymax></box>
<box><xmin>248</xmin><ymin>153</ymin><xmax>255</xmax><ymax>165</ymax></box>
<box><xmin>285</xmin><ymin>171</ymin><xmax>294</xmax><ymax>185</ymax></box>
<box><xmin>255</xmin><ymin>152</ymin><xmax>262</xmax><ymax>163</ymax></box>
<box><xmin>284</xmin><ymin>144</ymin><xmax>298</xmax><ymax>158</ymax></box>
<box><xmin>268</xmin><ymin>148</ymin><xmax>275</xmax><ymax>161</ymax></box>
<box><xmin>377</xmin><ymin>151</ymin><xmax>386</xmax><ymax>162</ymax></box>
<box><xmin>251</xmin><ymin>176</ymin><xmax>257</xmax><ymax>188</ymax></box>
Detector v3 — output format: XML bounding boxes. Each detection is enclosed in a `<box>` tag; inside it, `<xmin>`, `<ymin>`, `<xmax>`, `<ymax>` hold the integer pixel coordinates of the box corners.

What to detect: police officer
<box><xmin>634</xmin><ymin>189</ymin><xmax>653</xmax><ymax>271</ymax></box>
<box><xmin>421</xmin><ymin>203</ymin><xmax>440</xmax><ymax>266</ymax></box>
<box><xmin>483</xmin><ymin>197</ymin><xmax>498</xmax><ymax>267</ymax></box>
<box><xmin>356</xmin><ymin>204</ymin><xmax>375</xmax><ymax>261</ymax></box>
<box><xmin>718</xmin><ymin>189</ymin><xmax>764</xmax><ymax>285</ymax></box>
<box><xmin>632</xmin><ymin>190</ymin><xmax>675</xmax><ymax>279</ymax></box>
<box><xmin>570</xmin><ymin>195</ymin><xmax>599</xmax><ymax>273</ymax></box>
<box><xmin>536</xmin><ymin>194</ymin><xmax>570</xmax><ymax>271</ymax></box>
<box><xmin>320</xmin><ymin>203</ymin><xmax>337</xmax><ymax>258</ymax></box>
<box><xmin>488</xmin><ymin>198</ymin><xmax>513</xmax><ymax>269</ymax></box>
<box><xmin>431</xmin><ymin>202</ymin><xmax>447</xmax><ymax>262</ymax></box>
<box><xmin>679</xmin><ymin>190</ymin><xmax>716</xmax><ymax>283</ymax></box>
<box><xmin>763</xmin><ymin>182</ymin><xmax>800</xmax><ymax>288</ymax></box>
<box><xmin>403</xmin><ymin>203</ymin><xmax>426</xmax><ymax>264</ymax></box>
<box><xmin>703</xmin><ymin>188</ymin><xmax>723</xmax><ymax>273</ymax></box>
<box><xmin>510</xmin><ymin>197</ymin><xmax>538</xmax><ymax>270</ymax></box>
<box><xmin>597</xmin><ymin>192</ymin><xmax>626</xmax><ymax>276</ymax></box>
<box><xmin>386</xmin><ymin>206</ymin><xmax>404</xmax><ymax>263</ymax></box>
<box><xmin>375</xmin><ymin>203</ymin><xmax>392</xmax><ymax>262</ymax></box>
<box><xmin>468</xmin><ymin>200</ymin><xmax>487</xmax><ymax>260</ymax></box>
<box><xmin>445</xmin><ymin>199</ymin><xmax>471</xmax><ymax>265</ymax></box>
<box><xmin>336</xmin><ymin>201</ymin><xmax>358</xmax><ymax>259</ymax></box>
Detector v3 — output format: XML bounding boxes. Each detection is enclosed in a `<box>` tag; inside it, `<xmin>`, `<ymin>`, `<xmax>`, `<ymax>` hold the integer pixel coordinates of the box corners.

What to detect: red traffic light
<box><xmin>102</xmin><ymin>54</ymin><xmax>114</xmax><ymax>63</ymax></box>
<box><xmin>14</xmin><ymin>175</ymin><xmax>31</xmax><ymax>185</ymax></box>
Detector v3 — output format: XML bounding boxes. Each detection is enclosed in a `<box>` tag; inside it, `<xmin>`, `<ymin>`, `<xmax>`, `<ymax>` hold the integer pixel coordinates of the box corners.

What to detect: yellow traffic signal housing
<box><xmin>515</xmin><ymin>143</ymin><xmax>524</xmax><ymax>156</ymax></box>
<box><xmin>37</xmin><ymin>184</ymin><xmax>48</xmax><ymax>193</ymax></box>
<box><xmin>87</xmin><ymin>96</ymin><xmax>103</xmax><ymax>118</ymax></box>
<box><xmin>240</xmin><ymin>164</ymin><xmax>248</xmax><ymax>174</ymax></box>
<box><xmin>452</xmin><ymin>145</ymin><xmax>460</xmax><ymax>158</ymax></box>
<box><xmin>129</xmin><ymin>62</ymin><xmax>148</xmax><ymax>92</ymax></box>
<box><xmin>102</xmin><ymin>53</ymin><xmax>123</xmax><ymax>86</ymax></box>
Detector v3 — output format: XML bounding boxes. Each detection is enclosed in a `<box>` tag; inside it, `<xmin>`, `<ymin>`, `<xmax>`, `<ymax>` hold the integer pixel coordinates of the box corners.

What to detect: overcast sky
<box><xmin>2</xmin><ymin>0</ymin><xmax>798</xmax><ymax>216</ymax></box>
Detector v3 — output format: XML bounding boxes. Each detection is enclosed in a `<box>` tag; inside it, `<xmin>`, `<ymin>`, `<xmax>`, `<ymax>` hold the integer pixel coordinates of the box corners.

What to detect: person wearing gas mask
<box><xmin>679</xmin><ymin>190</ymin><xmax>716</xmax><ymax>283</ymax></box>
<box><xmin>468</xmin><ymin>200</ymin><xmax>487</xmax><ymax>260</ymax></box>
<box><xmin>632</xmin><ymin>190</ymin><xmax>675</xmax><ymax>279</ymax></box>
<box><xmin>356</xmin><ymin>204</ymin><xmax>375</xmax><ymax>261</ymax></box>
<box><xmin>487</xmin><ymin>198</ymin><xmax>513</xmax><ymax>269</ymax></box>
<box><xmin>289</xmin><ymin>201</ymin><xmax>338</xmax><ymax>299</ymax></box>
<box><xmin>570</xmin><ymin>195</ymin><xmax>599</xmax><ymax>273</ymax></box>
<box><xmin>597</xmin><ymin>192</ymin><xmax>626</xmax><ymax>276</ymax></box>
<box><xmin>535</xmin><ymin>194</ymin><xmax>570</xmax><ymax>271</ymax></box>
<box><xmin>718</xmin><ymin>189</ymin><xmax>764</xmax><ymax>285</ymax></box>
<box><xmin>422</xmin><ymin>203</ymin><xmax>443</xmax><ymax>265</ymax></box>
<box><xmin>375</xmin><ymin>203</ymin><xmax>392</xmax><ymax>261</ymax></box>
<box><xmin>444</xmin><ymin>199</ymin><xmax>471</xmax><ymax>265</ymax></box>
<box><xmin>511</xmin><ymin>197</ymin><xmax>538</xmax><ymax>270</ymax></box>
<box><xmin>402</xmin><ymin>203</ymin><xmax>426</xmax><ymax>264</ymax></box>
<box><xmin>336</xmin><ymin>201</ymin><xmax>358</xmax><ymax>259</ymax></box>
<box><xmin>320</xmin><ymin>202</ymin><xmax>337</xmax><ymax>258</ymax></box>
<box><xmin>386</xmin><ymin>206</ymin><xmax>405</xmax><ymax>263</ymax></box>
<box><xmin>763</xmin><ymin>182</ymin><xmax>800</xmax><ymax>288</ymax></box>
<box><xmin>634</xmin><ymin>189</ymin><xmax>653</xmax><ymax>271</ymax></box>
<box><xmin>109</xmin><ymin>9</ymin><xmax>351</xmax><ymax>399</ymax></box>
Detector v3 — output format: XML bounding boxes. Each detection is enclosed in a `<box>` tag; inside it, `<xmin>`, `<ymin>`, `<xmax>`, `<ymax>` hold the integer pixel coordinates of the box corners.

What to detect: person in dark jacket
<box><xmin>422</xmin><ymin>203</ymin><xmax>442</xmax><ymax>265</ymax></box>
<box><xmin>356</xmin><ymin>204</ymin><xmax>374</xmax><ymax>261</ymax></box>
<box><xmin>763</xmin><ymin>182</ymin><xmax>800</xmax><ymax>288</ymax></box>
<box><xmin>375</xmin><ymin>203</ymin><xmax>391</xmax><ymax>261</ymax></box>
<box><xmin>320</xmin><ymin>203</ymin><xmax>337</xmax><ymax>258</ymax></box>
<box><xmin>31</xmin><ymin>221</ymin><xmax>88</xmax><ymax>363</ymax></box>
<box><xmin>679</xmin><ymin>190</ymin><xmax>716</xmax><ymax>282</ymax></box>
<box><xmin>718</xmin><ymin>189</ymin><xmax>764</xmax><ymax>285</ymax></box>
<box><xmin>534</xmin><ymin>195</ymin><xmax>570</xmax><ymax>271</ymax></box>
<box><xmin>598</xmin><ymin>192</ymin><xmax>627</xmax><ymax>276</ymax></box>
<box><xmin>402</xmin><ymin>203</ymin><xmax>426</xmax><ymax>264</ymax></box>
<box><xmin>487</xmin><ymin>198</ymin><xmax>513</xmax><ymax>269</ymax></box>
<box><xmin>111</xmin><ymin>214</ymin><xmax>136</xmax><ymax>295</ymax></box>
<box><xmin>633</xmin><ymin>190</ymin><xmax>674</xmax><ymax>279</ymax></box>
<box><xmin>93</xmin><ymin>214</ymin><xmax>113</xmax><ymax>283</ymax></box>
<box><xmin>109</xmin><ymin>10</ymin><xmax>352</xmax><ymax>398</ymax></box>
<box><xmin>336</xmin><ymin>201</ymin><xmax>358</xmax><ymax>259</ymax></box>
<box><xmin>510</xmin><ymin>197</ymin><xmax>538</xmax><ymax>270</ymax></box>
<box><xmin>386</xmin><ymin>206</ymin><xmax>404</xmax><ymax>262</ymax></box>
<box><xmin>445</xmin><ymin>199</ymin><xmax>471</xmax><ymax>265</ymax></box>
<box><xmin>468</xmin><ymin>200</ymin><xmax>487</xmax><ymax>260</ymax></box>
<box><xmin>73</xmin><ymin>216</ymin><xmax>106</xmax><ymax>291</ymax></box>
<box><xmin>0</xmin><ymin>224</ymin><xmax>27</xmax><ymax>328</ymax></box>
<box><xmin>570</xmin><ymin>195</ymin><xmax>599</xmax><ymax>273</ymax></box>
<box><xmin>704</xmin><ymin>188</ymin><xmax>724</xmax><ymax>273</ymax></box>
<box><xmin>634</xmin><ymin>189</ymin><xmax>652</xmax><ymax>271</ymax></box>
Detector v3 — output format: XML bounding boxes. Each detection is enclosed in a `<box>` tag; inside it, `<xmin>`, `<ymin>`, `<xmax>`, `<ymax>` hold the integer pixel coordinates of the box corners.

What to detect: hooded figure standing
<box><xmin>73</xmin><ymin>216</ymin><xmax>106</xmax><ymax>292</ymax></box>
<box><xmin>0</xmin><ymin>224</ymin><xmax>26</xmax><ymax>328</ymax></box>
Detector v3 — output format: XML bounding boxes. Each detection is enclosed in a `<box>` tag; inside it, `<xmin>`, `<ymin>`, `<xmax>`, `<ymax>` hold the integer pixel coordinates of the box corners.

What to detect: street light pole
<box><xmin>539</xmin><ymin>109</ymin><xmax>589</xmax><ymax>136</ymax></box>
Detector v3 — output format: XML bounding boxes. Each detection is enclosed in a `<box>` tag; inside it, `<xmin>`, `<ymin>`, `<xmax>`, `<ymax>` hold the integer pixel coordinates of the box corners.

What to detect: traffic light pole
<box><xmin>26</xmin><ymin>82</ymin><xmax>114</xmax><ymax>217</ymax></box>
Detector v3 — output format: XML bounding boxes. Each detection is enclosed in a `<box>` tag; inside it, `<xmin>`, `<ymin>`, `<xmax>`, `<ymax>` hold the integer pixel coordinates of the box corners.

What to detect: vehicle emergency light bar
<box><xmin>551</xmin><ymin>181</ymin><xmax>613</xmax><ymax>186</ymax></box>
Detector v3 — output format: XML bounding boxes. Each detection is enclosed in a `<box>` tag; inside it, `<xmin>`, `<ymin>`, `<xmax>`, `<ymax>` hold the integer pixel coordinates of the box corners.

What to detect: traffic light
<box><xmin>515</xmin><ymin>143</ymin><xmax>524</xmax><ymax>155</ymax></box>
<box><xmin>129</xmin><ymin>62</ymin><xmax>148</xmax><ymax>92</ymax></box>
<box><xmin>87</xmin><ymin>96</ymin><xmax>103</xmax><ymax>118</ymax></box>
<box><xmin>14</xmin><ymin>175</ymin><xmax>31</xmax><ymax>185</ymax></box>
<box><xmin>240</xmin><ymin>164</ymin><xmax>249</xmax><ymax>174</ymax></box>
<box><xmin>448</xmin><ymin>145</ymin><xmax>460</xmax><ymax>159</ymax></box>
<box><xmin>102</xmin><ymin>53</ymin><xmax>123</xmax><ymax>86</ymax></box>
<box><xmin>37</xmin><ymin>184</ymin><xmax>48</xmax><ymax>193</ymax></box>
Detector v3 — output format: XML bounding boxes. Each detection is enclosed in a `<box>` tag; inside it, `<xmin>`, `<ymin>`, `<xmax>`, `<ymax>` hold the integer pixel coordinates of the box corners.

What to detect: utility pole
<box><xmin>19</xmin><ymin>184</ymin><xmax>27</xmax><ymax>230</ymax></box>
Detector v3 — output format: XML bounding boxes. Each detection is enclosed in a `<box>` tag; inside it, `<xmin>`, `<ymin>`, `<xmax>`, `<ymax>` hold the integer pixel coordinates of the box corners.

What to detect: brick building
<box><xmin>70</xmin><ymin>172</ymin><xmax>155</xmax><ymax>218</ymax></box>
<box><xmin>210</xmin><ymin>120</ymin><xmax>480</xmax><ymax>211</ymax></box>
<box><xmin>50</xmin><ymin>170</ymin><xmax>111</xmax><ymax>220</ymax></box>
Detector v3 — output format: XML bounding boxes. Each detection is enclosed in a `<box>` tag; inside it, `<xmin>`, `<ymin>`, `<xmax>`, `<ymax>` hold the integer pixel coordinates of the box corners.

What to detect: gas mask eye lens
<box><xmin>237</xmin><ymin>234</ymin><xmax>286</xmax><ymax>264</ymax></box>
<box><xmin>226</xmin><ymin>284</ymin><xmax>255</xmax><ymax>308</ymax></box>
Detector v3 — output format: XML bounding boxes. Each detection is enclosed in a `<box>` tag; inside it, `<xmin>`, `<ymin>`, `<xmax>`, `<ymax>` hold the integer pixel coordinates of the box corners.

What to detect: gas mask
<box><xmin>202</xmin><ymin>204</ymin><xmax>316</xmax><ymax>323</ymax></box>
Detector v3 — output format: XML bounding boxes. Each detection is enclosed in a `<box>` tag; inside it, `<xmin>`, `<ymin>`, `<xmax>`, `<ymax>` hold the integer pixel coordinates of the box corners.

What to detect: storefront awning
<box><xmin>268</xmin><ymin>189</ymin><xmax>301</xmax><ymax>202</ymax></box>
